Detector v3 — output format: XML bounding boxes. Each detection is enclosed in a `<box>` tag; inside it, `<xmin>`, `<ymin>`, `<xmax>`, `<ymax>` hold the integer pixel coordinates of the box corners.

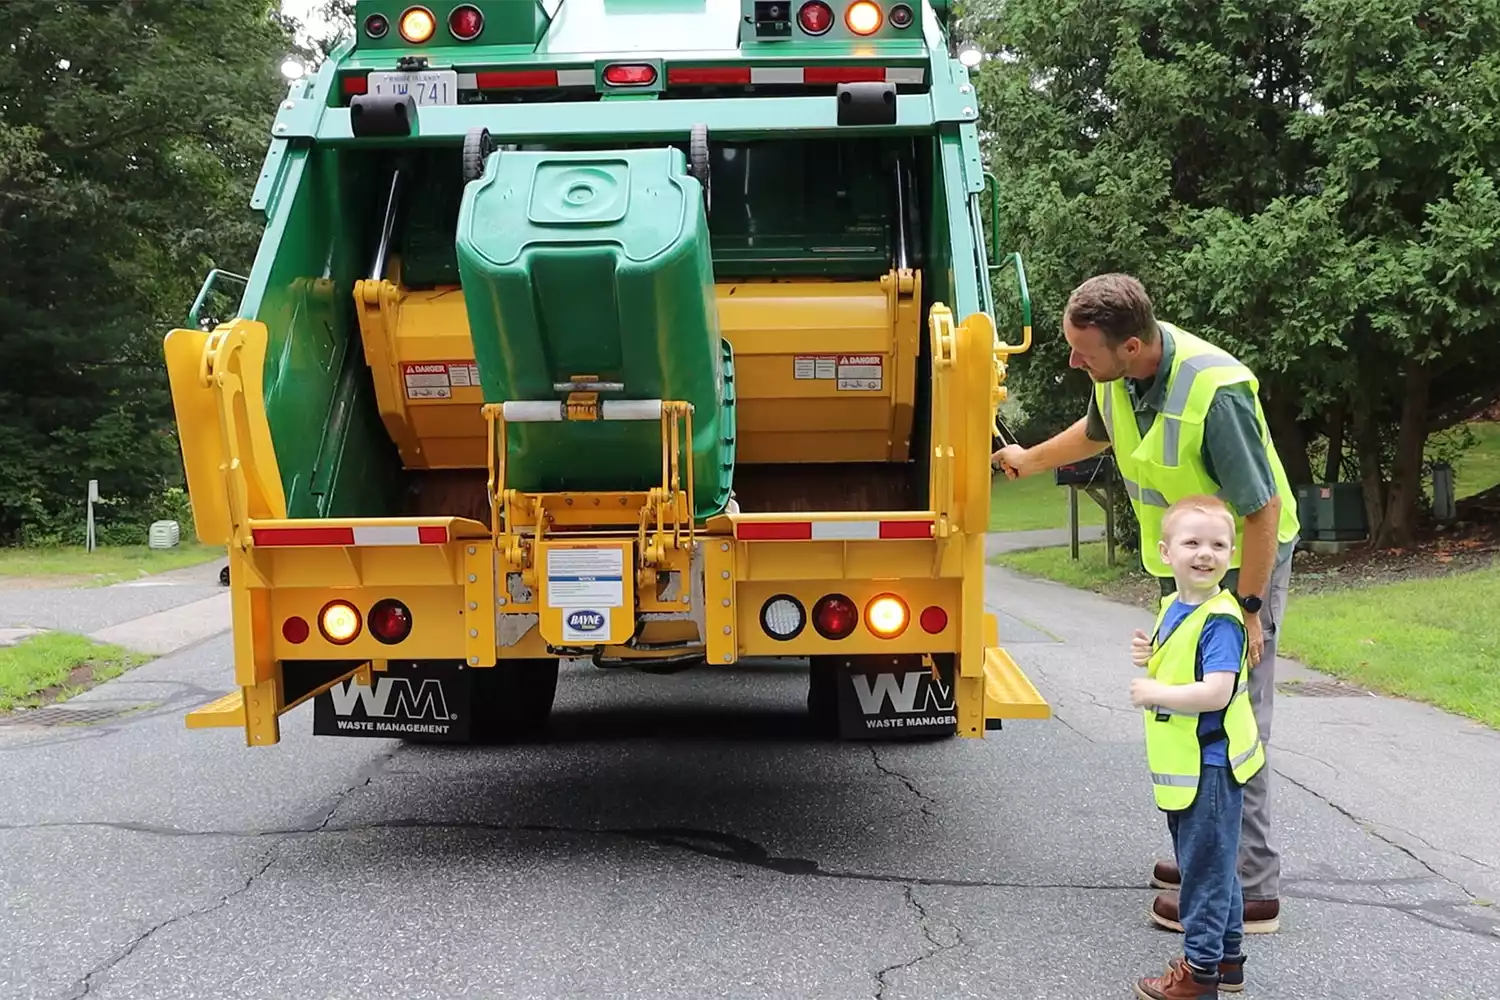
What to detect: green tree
<box><xmin>0</xmin><ymin>0</ymin><xmax>297</xmax><ymax>543</ymax></box>
<box><xmin>965</xmin><ymin>0</ymin><xmax>1500</xmax><ymax>548</ymax></box>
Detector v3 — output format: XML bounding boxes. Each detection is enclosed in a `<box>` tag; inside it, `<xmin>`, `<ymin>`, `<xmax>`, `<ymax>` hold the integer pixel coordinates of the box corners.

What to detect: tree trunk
<box><xmin>1373</xmin><ymin>358</ymin><xmax>1433</xmax><ymax>549</ymax></box>
<box><xmin>1323</xmin><ymin>404</ymin><xmax>1345</xmax><ymax>483</ymax></box>
<box><xmin>1262</xmin><ymin>380</ymin><xmax>1313</xmax><ymax>485</ymax></box>
<box><xmin>1351</xmin><ymin>384</ymin><xmax>1387</xmax><ymax>543</ymax></box>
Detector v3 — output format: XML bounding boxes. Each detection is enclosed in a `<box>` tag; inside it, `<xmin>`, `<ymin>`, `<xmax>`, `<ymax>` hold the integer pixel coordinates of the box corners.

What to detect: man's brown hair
<box><xmin>1065</xmin><ymin>273</ymin><xmax>1158</xmax><ymax>347</ymax></box>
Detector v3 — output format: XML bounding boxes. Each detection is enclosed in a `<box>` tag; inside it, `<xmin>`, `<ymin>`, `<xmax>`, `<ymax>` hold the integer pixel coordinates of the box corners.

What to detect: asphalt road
<box><xmin>2</xmin><ymin>567</ymin><xmax>1499</xmax><ymax>999</ymax></box>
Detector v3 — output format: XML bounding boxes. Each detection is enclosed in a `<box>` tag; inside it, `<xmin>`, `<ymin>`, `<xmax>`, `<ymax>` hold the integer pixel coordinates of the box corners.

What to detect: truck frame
<box><xmin>165</xmin><ymin>0</ymin><xmax>1051</xmax><ymax>746</ymax></box>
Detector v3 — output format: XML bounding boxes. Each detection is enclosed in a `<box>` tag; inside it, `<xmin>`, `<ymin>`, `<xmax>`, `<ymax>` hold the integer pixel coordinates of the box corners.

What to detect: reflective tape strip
<box><xmin>252</xmin><ymin>525</ymin><xmax>449</xmax><ymax>547</ymax></box>
<box><xmin>1149</xmin><ymin>705</ymin><xmax>1198</xmax><ymax>718</ymax></box>
<box><xmin>751</xmin><ymin>66</ymin><xmax>804</xmax><ymax>84</ymax></box>
<box><xmin>556</xmin><ymin>68</ymin><xmax>595</xmax><ymax>87</ymax></box>
<box><xmin>457</xmin><ymin>72</ymin><xmax>477</xmax><ymax>88</ymax></box>
<box><xmin>1231</xmin><ymin>738</ymin><xmax>1263</xmax><ymax>770</ymax></box>
<box><xmin>1160</xmin><ymin>354</ymin><xmax>1245</xmax><ymax>467</ymax></box>
<box><xmin>736</xmin><ymin>520</ymin><xmax>933</xmax><ymax>541</ymax></box>
<box><xmin>1123</xmin><ymin>477</ymin><xmax>1170</xmax><ymax>508</ymax></box>
<box><xmin>745</xmin><ymin>66</ymin><xmax>922</xmax><ymax>86</ymax></box>
<box><xmin>1102</xmin><ymin>387</ymin><xmax>1114</xmax><ymax>442</ymax></box>
<box><xmin>886</xmin><ymin>67</ymin><xmax>925</xmax><ymax>84</ymax></box>
<box><xmin>1152</xmin><ymin>772</ymin><xmax>1198</xmax><ymax>787</ymax></box>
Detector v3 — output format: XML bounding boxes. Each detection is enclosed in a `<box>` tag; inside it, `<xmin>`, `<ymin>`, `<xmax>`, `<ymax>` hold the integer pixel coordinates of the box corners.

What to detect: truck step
<box><xmin>185</xmin><ymin>691</ymin><xmax>246</xmax><ymax>730</ymax></box>
<box><xmin>983</xmin><ymin>646</ymin><xmax>1051</xmax><ymax>720</ymax></box>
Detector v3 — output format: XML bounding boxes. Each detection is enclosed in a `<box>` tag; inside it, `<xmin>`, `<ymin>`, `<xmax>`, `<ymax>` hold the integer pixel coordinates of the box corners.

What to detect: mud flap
<box><xmin>835</xmin><ymin>656</ymin><xmax>957</xmax><ymax>739</ymax></box>
<box><xmin>312</xmin><ymin>661</ymin><xmax>473</xmax><ymax>742</ymax></box>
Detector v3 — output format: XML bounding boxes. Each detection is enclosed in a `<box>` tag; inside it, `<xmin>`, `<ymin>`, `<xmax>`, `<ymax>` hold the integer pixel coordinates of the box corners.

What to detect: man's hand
<box><xmin>1131</xmin><ymin>629</ymin><xmax>1153</xmax><ymax>668</ymax></box>
<box><xmin>992</xmin><ymin>444</ymin><xmax>1028</xmax><ymax>478</ymax></box>
<box><xmin>1245</xmin><ymin>614</ymin><xmax>1264</xmax><ymax>666</ymax></box>
<box><xmin>1130</xmin><ymin>677</ymin><xmax>1166</xmax><ymax>708</ymax></box>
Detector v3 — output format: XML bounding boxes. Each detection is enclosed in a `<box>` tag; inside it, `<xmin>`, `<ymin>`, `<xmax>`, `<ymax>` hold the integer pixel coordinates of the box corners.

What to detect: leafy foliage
<box><xmin>966</xmin><ymin>0</ymin><xmax>1500</xmax><ymax>547</ymax></box>
<box><xmin>0</xmin><ymin>0</ymin><xmax>296</xmax><ymax>544</ymax></box>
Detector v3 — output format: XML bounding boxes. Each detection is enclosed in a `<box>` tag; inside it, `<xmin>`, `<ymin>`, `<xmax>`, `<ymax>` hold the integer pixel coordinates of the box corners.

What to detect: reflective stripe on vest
<box><xmin>1094</xmin><ymin>325</ymin><xmax>1300</xmax><ymax>577</ymax></box>
<box><xmin>1141</xmin><ymin>589</ymin><xmax>1266</xmax><ymax>811</ymax></box>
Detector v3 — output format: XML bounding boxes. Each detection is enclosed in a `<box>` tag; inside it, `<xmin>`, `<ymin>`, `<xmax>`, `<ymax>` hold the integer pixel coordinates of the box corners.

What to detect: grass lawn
<box><xmin>1451</xmin><ymin>420</ymin><xmax>1500</xmax><ymax>499</ymax></box>
<box><xmin>0</xmin><ymin>632</ymin><xmax>153</xmax><ymax>712</ymax></box>
<box><xmin>989</xmin><ymin>473</ymin><xmax>1107</xmax><ymax>533</ymax></box>
<box><xmin>991</xmin><ymin>541</ymin><xmax>1500</xmax><ymax>729</ymax></box>
<box><xmin>0</xmin><ymin>543</ymin><xmax>219</xmax><ymax>587</ymax></box>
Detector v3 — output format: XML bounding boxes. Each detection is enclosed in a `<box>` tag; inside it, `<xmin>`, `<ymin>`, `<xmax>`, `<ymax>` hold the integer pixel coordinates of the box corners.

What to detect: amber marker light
<box><xmin>865</xmin><ymin>594</ymin><xmax>909</xmax><ymax>638</ymax></box>
<box><xmin>319</xmin><ymin>600</ymin><xmax>362</xmax><ymax>645</ymax></box>
<box><xmin>846</xmin><ymin>1</ymin><xmax>883</xmax><ymax>35</ymax></box>
<box><xmin>399</xmin><ymin>6</ymin><xmax>436</xmax><ymax>43</ymax></box>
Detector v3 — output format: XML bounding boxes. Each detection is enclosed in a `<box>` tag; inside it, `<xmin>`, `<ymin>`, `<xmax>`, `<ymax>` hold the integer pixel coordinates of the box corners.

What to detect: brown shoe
<box><xmin>1218</xmin><ymin>954</ymin><xmax>1246</xmax><ymax>993</ymax></box>
<box><xmin>1152</xmin><ymin>860</ymin><xmax>1181</xmax><ymax>889</ymax></box>
<box><xmin>1133</xmin><ymin>956</ymin><xmax>1219</xmax><ymax>999</ymax></box>
<box><xmin>1149</xmin><ymin>891</ymin><xmax>1282</xmax><ymax>934</ymax></box>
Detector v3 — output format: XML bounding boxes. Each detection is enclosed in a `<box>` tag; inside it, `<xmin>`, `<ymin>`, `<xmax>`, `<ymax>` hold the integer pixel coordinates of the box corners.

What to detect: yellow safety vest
<box><xmin>1094</xmin><ymin>324</ymin><xmax>1300</xmax><ymax>577</ymax></box>
<box><xmin>1143</xmin><ymin>588</ymin><xmax>1266</xmax><ymax>811</ymax></box>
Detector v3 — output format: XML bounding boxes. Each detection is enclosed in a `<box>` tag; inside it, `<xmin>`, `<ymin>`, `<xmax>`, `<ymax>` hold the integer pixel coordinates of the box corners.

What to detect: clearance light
<box><xmin>919</xmin><ymin>606</ymin><xmax>948</xmax><ymax>634</ymax></box>
<box><xmin>865</xmin><ymin>594</ymin><xmax>910</xmax><ymax>638</ymax></box>
<box><xmin>399</xmin><ymin>6</ymin><xmax>436</xmax><ymax>43</ymax></box>
<box><xmin>888</xmin><ymin>3</ymin><xmax>914</xmax><ymax>28</ymax></box>
<box><xmin>813</xmin><ymin>594</ymin><xmax>859</xmax><ymax>640</ymax></box>
<box><xmin>448</xmin><ymin>4</ymin><xmax>483</xmax><ymax>40</ymax></box>
<box><xmin>319</xmin><ymin>600</ymin><xmax>362</xmax><ymax>645</ymax></box>
<box><xmin>845</xmin><ymin>1</ymin><xmax>882</xmax><ymax>34</ymax></box>
<box><xmin>798</xmin><ymin>1</ymin><xmax>833</xmax><ymax>33</ymax></box>
<box><xmin>603</xmin><ymin>63</ymin><xmax>657</xmax><ymax>86</ymax></box>
<box><xmin>282</xmin><ymin>616</ymin><xmax>310</xmax><ymax>644</ymax></box>
<box><xmin>364</xmin><ymin>13</ymin><xmax>389</xmax><ymax>38</ymax></box>
<box><xmin>369</xmin><ymin>599</ymin><xmax>413</xmax><ymax>645</ymax></box>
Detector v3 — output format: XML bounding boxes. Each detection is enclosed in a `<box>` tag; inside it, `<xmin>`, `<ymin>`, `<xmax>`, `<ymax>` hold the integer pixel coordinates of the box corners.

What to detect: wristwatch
<box><xmin>1236</xmin><ymin>592</ymin><xmax>1263</xmax><ymax>614</ymax></box>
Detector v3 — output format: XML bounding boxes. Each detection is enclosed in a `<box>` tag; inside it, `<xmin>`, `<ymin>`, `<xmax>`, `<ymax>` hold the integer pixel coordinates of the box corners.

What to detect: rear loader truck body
<box><xmin>165</xmin><ymin>0</ymin><xmax>1051</xmax><ymax>746</ymax></box>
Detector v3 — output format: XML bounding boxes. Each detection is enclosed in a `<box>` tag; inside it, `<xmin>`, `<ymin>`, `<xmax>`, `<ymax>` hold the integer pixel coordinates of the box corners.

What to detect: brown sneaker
<box><xmin>1218</xmin><ymin>954</ymin><xmax>1246</xmax><ymax>993</ymax></box>
<box><xmin>1152</xmin><ymin>860</ymin><xmax>1181</xmax><ymax>889</ymax></box>
<box><xmin>1133</xmin><ymin>956</ymin><xmax>1219</xmax><ymax>999</ymax></box>
<box><xmin>1149</xmin><ymin>891</ymin><xmax>1282</xmax><ymax>934</ymax></box>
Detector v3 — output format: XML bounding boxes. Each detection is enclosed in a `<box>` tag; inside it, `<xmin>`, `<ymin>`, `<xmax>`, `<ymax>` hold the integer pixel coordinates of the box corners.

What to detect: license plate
<box><xmin>368</xmin><ymin>70</ymin><xmax>459</xmax><ymax>107</ymax></box>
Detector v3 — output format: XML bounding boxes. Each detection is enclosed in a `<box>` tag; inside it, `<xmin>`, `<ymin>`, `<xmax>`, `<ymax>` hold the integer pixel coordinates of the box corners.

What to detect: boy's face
<box><xmin>1158</xmin><ymin>509</ymin><xmax>1234</xmax><ymax>588</ymax></box>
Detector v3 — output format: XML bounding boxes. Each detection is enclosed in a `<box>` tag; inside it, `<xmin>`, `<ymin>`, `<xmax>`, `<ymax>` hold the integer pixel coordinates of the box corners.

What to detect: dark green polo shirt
<box><xmin>1083</xmin><ymin>325</ymin><xmax>1297</xmax><ymax>591</ymax></box>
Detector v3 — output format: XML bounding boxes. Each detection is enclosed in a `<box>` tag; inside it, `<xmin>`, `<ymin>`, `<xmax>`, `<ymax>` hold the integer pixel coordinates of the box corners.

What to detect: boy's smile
<box><xmin>1158</xmin><ymin>507</ymin><xmax>1234</xmax><ymax>599</ymax></box>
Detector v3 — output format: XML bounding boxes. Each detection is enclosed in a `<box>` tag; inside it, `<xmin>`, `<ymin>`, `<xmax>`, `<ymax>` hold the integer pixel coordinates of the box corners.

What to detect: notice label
<box><xmin>546</xmin><ymin>547</ymin><xmax>624</xmax><ymax>608</ymax></box>
<box><xmin>402</xmin><ymin>361</ymin><xmax>482</xmax><ymax>399</ymax></box>
<box><xmin>836</xmin><ymin>354</ymin><xmax>884</xmax><ymax>391</ymax></box>
<box><xmin>793</xmin><ymin>355</ymin><xmax>838</xmax><ymax>380</ymax></box>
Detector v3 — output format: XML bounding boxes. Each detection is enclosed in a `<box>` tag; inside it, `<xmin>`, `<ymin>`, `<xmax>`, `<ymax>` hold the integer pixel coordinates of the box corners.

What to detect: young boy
<box><xmin>1129</xmin><ymin>495</ymin><xmax>1267</xmax><ymax>999</ymax></box>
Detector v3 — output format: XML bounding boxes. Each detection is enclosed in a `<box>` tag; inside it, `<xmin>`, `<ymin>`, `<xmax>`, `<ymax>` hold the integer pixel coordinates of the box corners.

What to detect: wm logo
<box><xmin>850</xmin><ymin>672</ymin><xmax>955</xmax><ymax>715</ymax></box>
<box><xmin>328</xmin><ymin>677</ymin><xmax>452</xmax><ymax>721</ymax></box>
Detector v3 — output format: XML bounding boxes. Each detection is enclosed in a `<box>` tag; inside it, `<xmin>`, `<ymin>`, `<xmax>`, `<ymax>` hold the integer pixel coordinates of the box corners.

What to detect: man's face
<box><xmin>1063</xmin><ymin>316</ymin><xmax>1137</xmax><ymax>382</ymax></box>
<box><xmin>1158</xmin><ymin>509</ymin><xmax>1235</xmax><ymax>589</ymax></box>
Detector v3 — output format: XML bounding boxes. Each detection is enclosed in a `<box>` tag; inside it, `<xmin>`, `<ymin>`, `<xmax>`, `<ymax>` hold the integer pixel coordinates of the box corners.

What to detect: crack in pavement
<box><xmin>873</xmin><ymin>885</ymin><xmax>967</xmax><ymax>999</ymax></box>
<box><xmin>868</xmin><ymin>746</ymin><xmax>938</xmax><ymax>821</ymax></box>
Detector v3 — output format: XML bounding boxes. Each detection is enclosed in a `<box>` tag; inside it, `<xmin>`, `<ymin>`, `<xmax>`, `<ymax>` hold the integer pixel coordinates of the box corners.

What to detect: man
<box><xmin>994</xmin><ymin>273</ymin><xmax>1299</xmax><ymax>935</ymax></box>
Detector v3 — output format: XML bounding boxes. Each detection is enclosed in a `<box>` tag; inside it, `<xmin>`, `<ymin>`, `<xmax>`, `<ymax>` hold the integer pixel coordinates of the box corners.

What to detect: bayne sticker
<box><xmin>312</xmin><ymin>661</ymin><xmax>472</xmax><ymax>741</ymax></box>
<box><xmin>837</xmin><ymin>663</ymin><xmax>957</xmax><ymax>739</ymax></box>
<box><xmin>562</xmin><ymin>607</ymin><xmax>610</xmax><ymax>642</ymax></box>
<box><xmin>402</xmin><ymin>361</ymin><xmax>482</xmax><ymax>400</ymax></box>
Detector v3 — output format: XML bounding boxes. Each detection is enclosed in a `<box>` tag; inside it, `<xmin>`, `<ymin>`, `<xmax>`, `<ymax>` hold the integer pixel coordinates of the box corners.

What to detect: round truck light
<box><xmin>889</xmin><ymin>3</ymin><xmax>914</xmax><ymax>28</ymax></box>
<box><xmin>319</xmin><ymin>600</ymin><xmax>362</xmax><ymax>645</ymax></box>
<box><xmin>812</xmin><ymin>594</ymin><xmax>858</xmax><ymax>640</ymax></box>
<box><xmin>919</xmin><ymin>605</ymin><xmax>948</xmax><ymax>634</ymax></box>
<box><xmin>448</xmin><ymin>4</ymin><xmax>483</xmax><ymax>41</ymax></box>
<box><xmin>282</xmin><ymin>616</ymin><xmax>310</xmax><ymax>644</ymax></box>
<box><xmin>798</xmin><ymin>1</ymin><xmax>833</xmax><ymax>34</ymax></box>
<box><xmin>369</xmin><ymin>599</ymin><xmax>413</xmax><ymax>645</ymax></box>
<box><xmin>865</xmin><ymin>594</ymin><xmax>909</xmax><ymax>638</ymax></box>
<box><xmin>364</xmin><ymin>13</ymin><xmax>389</xmax><ymax>38</ymax></box>
<box><xmin>760</xmin><ymin>595</ymin><xmax>806</xmax><ymax>641</ymax></box>
<box><xmin>399</xmin><ymin>6</ymin><xmax>436</xmax><ymax>43</ymax></box>
<box><xmin>845</xmin><ymin>1</ymin><xmax>882</xmax><ymax>34</ymax></box>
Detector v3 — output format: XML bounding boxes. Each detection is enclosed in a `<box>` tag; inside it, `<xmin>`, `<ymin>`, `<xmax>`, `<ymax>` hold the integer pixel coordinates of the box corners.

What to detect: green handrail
<box><xmin>186</xmin><ymin>269</ymin><xmax>249</xmax><ymax>330</ymax></box>
<box><xmin>997</xmin><ymin>251</ymin><xmax>1032</xmax><ymax>356</ymax></box>
<box><xmin>983</xmin><ymin>170</ymin><xmax>1001</xmax><ymax>272</ymax></box>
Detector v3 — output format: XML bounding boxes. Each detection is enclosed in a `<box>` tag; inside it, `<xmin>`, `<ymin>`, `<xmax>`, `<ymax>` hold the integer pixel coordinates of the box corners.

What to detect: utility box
<box><xmin>148</xmin><ymin>520</ymin><xmax>181</xmax><ymax>550</ymax></box>
<box><xmin>1295</xmin><ymin>483</ymin><xmax>1368</xmax><ymax>542</ymax></box>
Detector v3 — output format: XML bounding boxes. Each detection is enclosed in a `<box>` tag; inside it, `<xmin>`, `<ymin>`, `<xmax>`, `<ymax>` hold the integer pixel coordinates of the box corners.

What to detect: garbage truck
<box><xmin>165</xmin><ymin>0</ymin><xmax>1051</xmax><ymax>747</ymax></box>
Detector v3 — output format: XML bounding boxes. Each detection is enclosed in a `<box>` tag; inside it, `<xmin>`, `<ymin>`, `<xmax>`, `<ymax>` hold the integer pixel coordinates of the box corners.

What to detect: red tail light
<box><xmin>798</xmin><ymin>1</ymin><xmax>833</xmax><ymax>33</ymax></box>
<box><xmin>448</xmin><ymin>4</ymin><xmax>483</xmax><ymax>40</ymax></box>
<box><xmin>603</xmin><ymin>64</ymin><xmax>657</xmax><ymax>86</ymax></box>
<box><xmin>813</xmin><ymin>594</ymin><xmax>858</xmax><ymax>640</ymax></box>
<box><xmin>919</xmin><ymin>606</ymin><xmax>948</xmax><ymax>634</ymax></box>
<box><xmin>282</xmin><ymin>616</ymin><xmax>310</xmax><ymax>644</ymax></box>
<box><xmin>369</xmin><ymin>599</ymin><xmax>413</xmax><ymax>645</ymax></box>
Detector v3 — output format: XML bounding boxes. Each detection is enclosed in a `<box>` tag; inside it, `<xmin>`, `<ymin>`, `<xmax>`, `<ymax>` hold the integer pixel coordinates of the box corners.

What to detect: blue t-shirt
<box><xmin>1157</xmin><ymin>598</ymin><xmax>1245</xmax><ymax>767</ymax></box>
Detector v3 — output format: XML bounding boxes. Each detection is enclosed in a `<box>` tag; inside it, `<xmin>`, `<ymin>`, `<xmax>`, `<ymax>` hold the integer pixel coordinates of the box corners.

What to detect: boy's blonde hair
<box><xmin>1160</xmin><ymin>494</ymin><xmax>1236</xmax><ymax>541</ymax></box>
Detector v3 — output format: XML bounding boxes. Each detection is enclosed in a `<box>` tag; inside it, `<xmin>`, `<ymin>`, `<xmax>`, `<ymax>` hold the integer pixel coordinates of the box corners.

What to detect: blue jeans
<box><xmin>1167</xmin><ymin>764</ymin><xmax>1245</xmax><ymax>970</ymax></box>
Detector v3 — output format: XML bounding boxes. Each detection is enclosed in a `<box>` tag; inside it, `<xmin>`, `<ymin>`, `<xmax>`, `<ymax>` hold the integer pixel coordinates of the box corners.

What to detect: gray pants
<box><xmin>1159</xmin><ymin>554</ymin><xmax>1290</xmax><ymax>900</ymax></box>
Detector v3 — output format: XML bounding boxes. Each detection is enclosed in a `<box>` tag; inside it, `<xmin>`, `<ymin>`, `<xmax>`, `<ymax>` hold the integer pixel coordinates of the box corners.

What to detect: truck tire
<box><xmin>463</xmin><ymin>127</ymin><xmax>496</xmax><ymax>183</ymax></box>
<box><xmin>473</xmin><ymin>658</ymin><xmax>559</xmax><ymax>742</ymax></box>
<box><xmin>689</xmin><ymin>123</ymin><xmax>711</xmax><ymax>217</ymax></box>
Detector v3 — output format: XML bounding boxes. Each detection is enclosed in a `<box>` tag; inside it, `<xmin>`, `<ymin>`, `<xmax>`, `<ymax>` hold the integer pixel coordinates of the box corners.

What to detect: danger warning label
<box><xmin>402</xmin><ymin>361</ymin><xmax>481</xmax><ymax>400</ymax></box>
<box><xmin>793</xmin><ymin>354</ymin><xmax>884</xmax><ymax>391</ymax></box>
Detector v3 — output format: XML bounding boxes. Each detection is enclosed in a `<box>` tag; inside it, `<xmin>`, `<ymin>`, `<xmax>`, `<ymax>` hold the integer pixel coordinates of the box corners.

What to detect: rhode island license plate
<box><xmin>368</xmin><ymin>70</ymin><xmax>459</xmax><ymax>106</ymax></box>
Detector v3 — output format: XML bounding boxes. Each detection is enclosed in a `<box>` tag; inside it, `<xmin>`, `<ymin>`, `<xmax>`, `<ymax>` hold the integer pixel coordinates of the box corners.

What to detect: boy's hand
<box><xmin>1130</xmin><ymin>629</ymin><xmax>1153</xmax><ymax>668</ymax></box>
<box><xmin>1130</xmin><ymin>677</ymin><xmax>1165</xmax><ymax>708</ymax></box>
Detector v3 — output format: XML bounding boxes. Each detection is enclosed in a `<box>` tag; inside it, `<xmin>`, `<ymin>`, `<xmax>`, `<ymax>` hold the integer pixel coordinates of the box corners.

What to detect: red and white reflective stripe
<box><xmin>736</xmin><ymin>520</ymin><xmax>933</xmax><ymax>541</ymax></box>
<box><xmin>251</xmin><ymin>525</ymin><xmax>450</xmax><ymax>547</ymax></box>
<box><xmin>461</xmin><ymin>68</ymin><xmax>593</xmax><ymax>90</ymax></box>
<box><xmin>666</xmin><ymin>65</ymin><xmax>924</xmax><ymax>87</ymax></box>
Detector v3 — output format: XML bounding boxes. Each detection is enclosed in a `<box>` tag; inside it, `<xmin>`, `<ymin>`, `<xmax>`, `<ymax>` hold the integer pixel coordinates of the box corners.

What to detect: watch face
<box><xmin>1241</xmin><ymin>595</ymin><xmax>1262</xmax><ymax>612</ymax></box>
